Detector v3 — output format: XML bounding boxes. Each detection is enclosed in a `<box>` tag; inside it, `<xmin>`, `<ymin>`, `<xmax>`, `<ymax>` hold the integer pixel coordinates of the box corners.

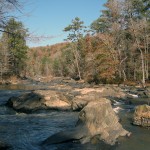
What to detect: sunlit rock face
<box><xmin>133</xmin><ymin>104</ymin><xmax>150</xmax><ymax>127</ymax></box>
<box><xmin>77</xmin><ymin>99</ymin><xmax>130</xmax><ymax>145</ymax></box>
<box><xmin>42</xmin><ymin>98</ymin><xmax>130</xmax><ymax>146</ymax></box>
<box><xmin>71</xmin><ymin>86</ymin><xmax>127</xmax><ymax>111</ymax></box>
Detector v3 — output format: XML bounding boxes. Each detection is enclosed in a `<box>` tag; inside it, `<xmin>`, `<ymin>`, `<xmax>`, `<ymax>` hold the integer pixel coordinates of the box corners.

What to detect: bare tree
<box><xmin>0</xmin><ymin>0</ymin><xmax>20</xmax><ymax>32</ymax></box>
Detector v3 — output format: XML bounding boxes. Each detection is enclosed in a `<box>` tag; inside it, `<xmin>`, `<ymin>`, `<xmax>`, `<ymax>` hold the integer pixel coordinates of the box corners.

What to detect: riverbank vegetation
<box><xmin>0</xmin><ymin>0</ymin><xmax>28</xmax><ymax>82</ymax></box>
<box><xmin>0</xmin><ymin>0</ymin><xmax>150</xmax><ymax>86</ymax></box>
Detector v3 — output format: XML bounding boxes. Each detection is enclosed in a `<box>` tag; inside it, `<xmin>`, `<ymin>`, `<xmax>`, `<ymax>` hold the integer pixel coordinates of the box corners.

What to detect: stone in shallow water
<box><xmin>42</xmin><ymin>98</ymin><xmax>130</xmax><ymax>146</ymax></box>
<box><xmin>77</xmin><ymin>99</ymin><xmax>130</xmax><ymax>145</ymax></box>
<box><xmin>133</xmin><ymin>104</ymin><xmax>150</xmax><ymax>127</ymax></box>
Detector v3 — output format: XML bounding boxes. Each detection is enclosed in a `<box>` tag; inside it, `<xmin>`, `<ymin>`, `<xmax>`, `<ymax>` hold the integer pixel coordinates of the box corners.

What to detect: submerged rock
<box><xmin>133</xmin><ymin>104</ymin><xmax>150</xmax><ymax>127</ymax></box>
<box><xmin>42</xmin><ymin>98</ymin><xmax>130</xmax><ymax>146</ymax></box>
<box><xmin>7</xmin><ymin>90</ymin><xmax>71</xmax><ymax>113</ymax></box>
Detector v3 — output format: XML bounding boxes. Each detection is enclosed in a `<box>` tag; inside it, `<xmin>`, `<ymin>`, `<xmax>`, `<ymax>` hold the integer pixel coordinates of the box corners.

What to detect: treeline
<box><xmin>26</xmin><ymin>43</ymin><xmax>68</xmax><ymax>77</ymax></box>
<box><xmin>26</xmin><ymin>0</ymin><xmax>150</xmax><ymax>84</ymax></box>
<box><xmin>0</xmin><ymin>0</ymin><xmax>150</xmax><ymax>85</ymax></box>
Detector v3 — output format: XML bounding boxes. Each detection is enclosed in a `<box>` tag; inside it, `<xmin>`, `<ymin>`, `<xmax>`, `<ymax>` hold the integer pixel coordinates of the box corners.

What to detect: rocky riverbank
<box><xmin>6</xmin><ymin>81</ymin><xmax>124</xmax><ymax>113</ymax></box>
<box><xmin>6</xmin><ymin>77</ymin><xmax>150</xmax><ymax>113</ymax></box>
<box><xmin>1</xmin><ymin>77</ymin><xmax>149</xmax><ymax>148</ymax></box>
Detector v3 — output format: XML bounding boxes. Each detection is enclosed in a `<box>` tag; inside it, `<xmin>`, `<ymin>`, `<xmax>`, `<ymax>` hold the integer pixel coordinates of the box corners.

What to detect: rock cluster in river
<box><xmin>6</xmin><ymin>80</ymin><xmax>128</xmax><ymax>113</ymax></box>
<box><xmin>133</xmin><ymin>104</ymin><xmax>150</xmax><ymax>127</ymax></box>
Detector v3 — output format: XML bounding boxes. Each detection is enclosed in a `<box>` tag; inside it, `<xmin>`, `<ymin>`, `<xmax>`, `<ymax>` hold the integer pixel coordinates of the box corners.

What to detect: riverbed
<box><xmin>0</xmin><ymin>84</ymin><xmax>150</xmax><ymax>150</ymax></box>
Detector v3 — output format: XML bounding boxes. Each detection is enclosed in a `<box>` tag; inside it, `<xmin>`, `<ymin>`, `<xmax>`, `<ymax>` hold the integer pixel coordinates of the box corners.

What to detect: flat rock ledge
<box><xmin>7</xmin><ymin>90</ymin><xmax>71</xmax><ymax>113</ymax></box>
<box><xmin>133</xmin><ymin>104</ymin><xmax>150</xmax><ymax>127</ymax></box>
<box><xmin>6</xmin><ymin>85</ymin><xmax>126</xmax><ymax>113</ymax></box>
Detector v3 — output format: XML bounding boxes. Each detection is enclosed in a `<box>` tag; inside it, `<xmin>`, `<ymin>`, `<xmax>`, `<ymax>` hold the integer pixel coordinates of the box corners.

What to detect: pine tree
<box><xmin>0</xmin><ymin>18</ymin><xmax>28</xmax><ymax>77</ymax></box>
<box><xmin>63</xmin><ymin>17</ymin><xmax>86</xmax><ymax>80</ymax></box>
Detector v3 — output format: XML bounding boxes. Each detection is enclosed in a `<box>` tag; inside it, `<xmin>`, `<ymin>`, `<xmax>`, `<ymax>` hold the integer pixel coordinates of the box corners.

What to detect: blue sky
<box><xmin>17</xmin><ymin>0</ymin><xmax>107</xmax><ymax>47</ymax></box>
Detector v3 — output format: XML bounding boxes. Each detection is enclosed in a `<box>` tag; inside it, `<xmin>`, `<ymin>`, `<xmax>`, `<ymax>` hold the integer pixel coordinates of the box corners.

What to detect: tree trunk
<box><xmin>130</xmin><ymin>19</ymin><xmax>146</xmax><ymax>86</ymax></box>
<box><xmin>72</xmin><ymin>43</ymin><xmax>82</xmax><ymax>80</ymax></box>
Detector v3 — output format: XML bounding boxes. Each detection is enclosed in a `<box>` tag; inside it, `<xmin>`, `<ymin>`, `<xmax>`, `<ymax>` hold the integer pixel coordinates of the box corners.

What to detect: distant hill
<box><xmin>30</xmin><ymin>42</ymin><xmax>69</xmax><ymax>60</ymax></box>
<box><xmin>25</xmin><ymin>42</ymin><xmax>69</xmax><ymax>77</ymax></box>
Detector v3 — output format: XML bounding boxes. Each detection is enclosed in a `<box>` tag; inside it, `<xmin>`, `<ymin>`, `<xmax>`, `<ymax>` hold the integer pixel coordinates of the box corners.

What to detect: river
<box><xmin>0</xmin><ymin>84</ymin><xmax>149</xmax><ymax>150</ymax></box>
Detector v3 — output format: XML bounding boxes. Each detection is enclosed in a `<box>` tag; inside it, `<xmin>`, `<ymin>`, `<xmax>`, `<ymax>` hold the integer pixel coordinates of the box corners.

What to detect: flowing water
<box><xmin>0</xmin><ymin>84</ymin><xmax>150</xmax><ymax>150</ymax></box>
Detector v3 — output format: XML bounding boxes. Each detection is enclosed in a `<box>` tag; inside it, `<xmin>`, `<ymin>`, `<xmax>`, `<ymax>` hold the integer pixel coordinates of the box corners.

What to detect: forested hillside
<box><xmin>26</xmin><ymin>43</ymin><xmax>68</xmax><ymax>77</ymax></box>
<box><xmin>0</xmin><ymin>0</ymin><xmax>150</xmax><ymax>85</ymax></box>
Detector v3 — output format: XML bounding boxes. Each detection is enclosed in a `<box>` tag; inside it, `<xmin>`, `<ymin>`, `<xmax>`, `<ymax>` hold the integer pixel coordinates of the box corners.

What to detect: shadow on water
<box><xmin>41</xmin><ymin>141</ymin><xmax>117</xmax><ymax>150</ymax></box>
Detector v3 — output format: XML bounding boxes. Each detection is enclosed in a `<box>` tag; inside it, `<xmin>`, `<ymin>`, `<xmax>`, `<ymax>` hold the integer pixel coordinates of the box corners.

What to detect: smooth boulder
<box><xmin>42</xmin><ymin>98</ymin><xmax>130</xmax><ymax>146</ymax></box>
<box><xmin>7</xmin><ymin>90</ymin><xmax>71</xmax><ymax>113</ymax></box>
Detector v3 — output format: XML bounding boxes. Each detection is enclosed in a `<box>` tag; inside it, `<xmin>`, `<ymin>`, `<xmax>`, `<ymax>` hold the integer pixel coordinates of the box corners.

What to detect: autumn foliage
<box><xmin>0</xmin><ymin>0</ymin><xmax>149</xmax><ymax>85</ymax></box>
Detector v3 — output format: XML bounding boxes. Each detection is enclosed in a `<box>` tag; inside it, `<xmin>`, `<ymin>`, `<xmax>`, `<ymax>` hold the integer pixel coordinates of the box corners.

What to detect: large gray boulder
<box><xmin>42</xmin><ymin>98</ymin><xmax>130</xmax><ymax>146</ymax></box>
<box><xmin>133</xmin><ymin>104</ymin><xmax>150</xmax><ymax>127</ymax></box>
<box><xmin>7</xmin><ymin>90</ymin><xmax>71</xmax><ymax>113</ymax></box>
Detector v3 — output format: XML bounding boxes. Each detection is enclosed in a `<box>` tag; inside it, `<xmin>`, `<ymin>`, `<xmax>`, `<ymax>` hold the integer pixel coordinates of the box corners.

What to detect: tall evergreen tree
<box><xmin>64</xmin><ymin>17</ymin><xmax>86</xmax><ymax>80</ymax></box>
<box><xmin>0</xmin><ymin>18</ymin><xmax>28</xmax><ymax>76</ymax></box>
